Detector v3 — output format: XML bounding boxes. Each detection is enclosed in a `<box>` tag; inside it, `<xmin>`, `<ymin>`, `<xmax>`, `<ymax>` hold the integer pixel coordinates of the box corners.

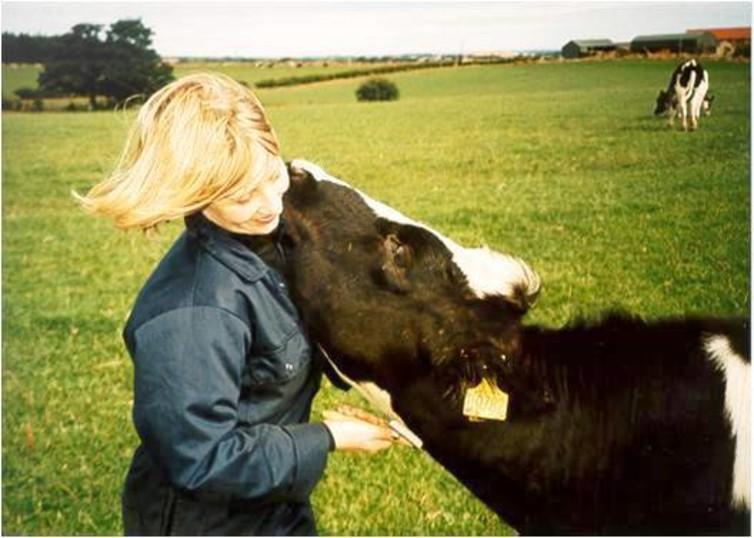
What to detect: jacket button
<box><xmin>279</xmin><ymin>282</ymin><xmax>286</xmax><ymax>288</ymax></box>
<box><xmin>285</xmin><ymin>363</ymin><xmax>293</xmax><ymax>370</ymax></box>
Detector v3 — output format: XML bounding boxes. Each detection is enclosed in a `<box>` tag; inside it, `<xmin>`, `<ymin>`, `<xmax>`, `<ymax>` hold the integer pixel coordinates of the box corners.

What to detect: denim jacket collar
<box><xmin>185</xmin><ymin>212</ymin><xmax>272</xmax><ymax>283</ymax></box>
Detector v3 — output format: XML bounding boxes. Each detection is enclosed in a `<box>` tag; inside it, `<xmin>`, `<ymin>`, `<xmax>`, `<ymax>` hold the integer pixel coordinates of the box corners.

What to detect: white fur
<box><xmin>705</xmin><ymin>335</ymin><xmax>751</xmax><ymax>508</ymax></box>
<box><xmin>291</xmin><ymin>159</ymin><xmax>541</xmax><ymax>305</ymax></box>
<box><xmin>687</xmin><ymin>70</ymin><xmax>709</xmax><ymax>130</ymax></box>
<box><xmin>317</xmin><ymin>344</ymin><xmax>424</xmax><ymax>448</ymax></box>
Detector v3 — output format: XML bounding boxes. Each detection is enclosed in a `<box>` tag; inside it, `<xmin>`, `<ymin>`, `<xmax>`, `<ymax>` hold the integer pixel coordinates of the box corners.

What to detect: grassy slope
<box><xmin>2</xmin><ymin>59</ymin><xmax>749</xmax><ymax>535</ymax></box>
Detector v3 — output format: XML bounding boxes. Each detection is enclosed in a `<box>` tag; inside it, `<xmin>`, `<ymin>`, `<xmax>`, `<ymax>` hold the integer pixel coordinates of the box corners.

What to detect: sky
<box><xmin>1</xmin><ymin>1</ymin><xmax>751</xmax><ymax>58</ymax></box>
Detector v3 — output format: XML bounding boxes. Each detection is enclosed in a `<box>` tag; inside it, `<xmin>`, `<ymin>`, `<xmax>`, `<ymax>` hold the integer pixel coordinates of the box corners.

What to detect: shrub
<box><xmin>356</xmin><ymin>78</ymin><xmax>399</xmax><ymax>102</ymax></box>
<box><xmin>2</xmin><ymin>97</ymin><xmax>22</xmax><ymax>111</ymax></box>
<box><xmin>14</xmin><ymin>87</ymin><xmax>39</xmax><ymax>99</ymax></box>
<box><xmin>31</xmin><ymin>98</ymin><xmax>44</xmax><ymax>112</ymax></box>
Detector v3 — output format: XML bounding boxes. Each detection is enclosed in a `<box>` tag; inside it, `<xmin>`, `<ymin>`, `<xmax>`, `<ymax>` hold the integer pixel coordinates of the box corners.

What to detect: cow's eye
<box><xmin>376</xmin><ymin>234</ymin><xmax>413</xmax><ymax>294</ymax></box>
<box><xmin>385</xmin><ymin>234</ymin><xmax>411</xmax><ymax>269</ymax></box>
<box><xmin>394</xmin><ymin>244</ymin><xmax>408</xmax><ymax>268</ymax></box>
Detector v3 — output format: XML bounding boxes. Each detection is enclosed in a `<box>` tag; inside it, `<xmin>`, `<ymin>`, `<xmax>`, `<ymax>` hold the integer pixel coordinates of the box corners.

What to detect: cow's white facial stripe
<box><xmin>705</xmin><ymin>335</ymin><xmax>751</xmax><ymax>508</ymax></box>
<box><xmin>291</xmin><ymin>159</ymin><xmax>541</xmax><ymax>304</ymax></box>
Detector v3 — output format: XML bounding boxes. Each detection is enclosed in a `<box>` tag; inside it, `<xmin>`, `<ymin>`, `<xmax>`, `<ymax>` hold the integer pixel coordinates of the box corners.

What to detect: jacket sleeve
<box><xmin>127</xmin><ymin>306</ymin><xmax>331</xmax><ymax>502</ymax></box>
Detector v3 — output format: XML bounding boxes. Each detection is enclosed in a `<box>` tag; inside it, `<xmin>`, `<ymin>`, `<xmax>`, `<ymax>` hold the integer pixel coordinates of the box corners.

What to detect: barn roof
<box><xmin>687</xmin><ymin>27</ymin><xmax>751</xmax><ymax>41</ymax></box>
<box><xmin>568</xmin><ymin>39</ymin><xmax>614</xmax><ymax>47</ymax></box>
<box><xmin>632</xmin><ymin>33</ymin><xmax>711</xmax><ymax>43</ymax></box>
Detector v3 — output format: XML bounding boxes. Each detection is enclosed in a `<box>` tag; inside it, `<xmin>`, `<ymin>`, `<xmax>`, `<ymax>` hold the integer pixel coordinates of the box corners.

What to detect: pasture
<box><xmin>2</xmin><ymin>59</ymin><xmax>749</xmax><ymax>535</ymax></box>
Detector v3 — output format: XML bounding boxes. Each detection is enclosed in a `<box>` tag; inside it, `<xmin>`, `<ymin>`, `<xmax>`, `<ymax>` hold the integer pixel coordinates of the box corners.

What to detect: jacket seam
<box><xmin>190</xmin><ymin>249</ymin><xmax>204</xmax><ymax>308</ymax></box>
<box><xmin>280</xmin><ymin>426</ymin><xmax>301</xmax><ymax>497</ymax></box>
<box><xmin>130</xmin><ymin>305</ymin><xmax>251</xmax><ymax>339</ymax></box>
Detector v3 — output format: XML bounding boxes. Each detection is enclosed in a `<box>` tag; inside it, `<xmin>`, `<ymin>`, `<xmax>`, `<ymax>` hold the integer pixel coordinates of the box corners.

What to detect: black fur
<box><xmin>257</xmin><ymin>164</ymin><xmax>750</xmax><ymax>535</ymax></box>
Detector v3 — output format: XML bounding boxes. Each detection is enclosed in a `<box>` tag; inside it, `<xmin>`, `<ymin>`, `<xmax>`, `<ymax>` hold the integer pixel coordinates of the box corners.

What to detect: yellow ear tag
<box><xmin>463</xmin><ymin>378</ymin><xmax>509</xmax><ymax>422</ymax></box>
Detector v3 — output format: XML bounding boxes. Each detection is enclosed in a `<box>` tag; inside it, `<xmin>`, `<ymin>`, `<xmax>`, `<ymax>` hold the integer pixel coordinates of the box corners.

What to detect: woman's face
<box><xmin>203</xmin><ymin>160</ymin><xmax>290</xmax><ymax>235</ymax></box>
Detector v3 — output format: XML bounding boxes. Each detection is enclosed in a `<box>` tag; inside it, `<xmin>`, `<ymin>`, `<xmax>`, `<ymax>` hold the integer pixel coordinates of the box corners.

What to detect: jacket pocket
<box><xmin>247</xmin><ymin>330</ymin><xmax>311</xmax><ymax>386</ymax></box>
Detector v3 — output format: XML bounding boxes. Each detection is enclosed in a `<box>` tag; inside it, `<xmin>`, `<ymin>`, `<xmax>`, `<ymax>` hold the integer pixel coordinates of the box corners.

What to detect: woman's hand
<box><xmin>322</xmin><ymin>406</ymin><xmax>400</xmax><ymax>453</ymax></box>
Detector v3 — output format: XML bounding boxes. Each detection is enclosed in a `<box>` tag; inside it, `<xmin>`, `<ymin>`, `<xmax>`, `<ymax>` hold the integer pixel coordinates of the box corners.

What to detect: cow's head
<box><xmin>278</xmin><ymin>160</ymin><xmax>541</xmax><ymax>402</ymax></box>
<box><xmin>654</xmin><ymin>89</ymin><xmax>673</xmax><ymax>116</ymax></box>
<box><xmin>703</xmin><ymin>93</ymin><xmax>715</xmax><ymax>116</ymax></box>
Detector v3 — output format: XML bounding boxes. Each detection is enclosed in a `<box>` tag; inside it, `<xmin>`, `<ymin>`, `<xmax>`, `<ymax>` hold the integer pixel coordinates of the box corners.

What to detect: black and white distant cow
<box><xmin>702</xmin><ymin>93</ymin><xmax>716</xmax><ymax>116</ymax></box>
<box><xmin>254</xmin><ymin>161</ymin><xmax>750</xmax><ymax>535</ymax></box>
<box><xmin>655</xmin><ymin>59</ymin><xmax>710</xmax><ymax>131</ymax></box>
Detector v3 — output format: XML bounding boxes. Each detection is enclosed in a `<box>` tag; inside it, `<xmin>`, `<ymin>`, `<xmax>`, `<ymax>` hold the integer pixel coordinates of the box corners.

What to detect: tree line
<box><xmin>2</xmin><ymin>33</ymin><xmax>60</xmax><ymax>63</ymax></box>
<box><xmin>3</xmin><ymin>19</ymin><xmax>174</xmax><ymax>110</ymax></box>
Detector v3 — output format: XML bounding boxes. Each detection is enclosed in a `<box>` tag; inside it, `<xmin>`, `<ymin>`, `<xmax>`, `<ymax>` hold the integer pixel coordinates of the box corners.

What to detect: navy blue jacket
<box><xmin>121</xmin><ymin>212</ymin><xmax>332</xmax><ymax>536</ymax></box>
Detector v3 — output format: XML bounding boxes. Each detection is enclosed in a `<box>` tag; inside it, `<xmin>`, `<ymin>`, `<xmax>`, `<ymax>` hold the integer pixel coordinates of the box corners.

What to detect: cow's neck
<box><xmin>387</xmin><ymin>320</ymin><xmax>686</xmax><ymax>533</ymax></box>
<box><xmin>391</xmin><ymin>370</ymin><xmax>570</xmax><ymax>532</ymax></box>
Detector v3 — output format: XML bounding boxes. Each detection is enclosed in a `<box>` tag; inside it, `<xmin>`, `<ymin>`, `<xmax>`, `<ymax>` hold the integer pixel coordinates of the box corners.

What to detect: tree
<box><xmin>1</xmin><ymin>32</ymin><xmax>61</xmax><ymax>63</ymax></box>
<box><xmin>38</xmin><ymin>24</ymin><xmax>105</xmax><ymax>108</ymax></box>
<box><xmin>99</xmin><ymin>20</ymin><xmax>174</xmax><ymax>105</ymax></box>
<box><xmin>38</xmin><ymin>19</ymin><xmax>174</xmax><ymax>109</ymax></box>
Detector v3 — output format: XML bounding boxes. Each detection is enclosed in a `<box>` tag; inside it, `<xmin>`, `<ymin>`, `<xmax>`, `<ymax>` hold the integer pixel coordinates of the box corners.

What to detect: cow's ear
<box><xmin>286</xmin><ymin>163</ymin><xmax>320</xmax><ymax>207</ymax></box>
<box><xmin>287</xmin><ymin>163</ymin><xmax>318</xmax><ymax>188</ymax></box>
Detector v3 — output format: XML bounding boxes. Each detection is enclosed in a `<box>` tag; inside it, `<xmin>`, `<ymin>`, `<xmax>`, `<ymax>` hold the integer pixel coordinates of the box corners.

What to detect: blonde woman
<box><xmin>79</xmin><ymin>73</ymin><xmax>396</xmax><ymax>535</ymax></box>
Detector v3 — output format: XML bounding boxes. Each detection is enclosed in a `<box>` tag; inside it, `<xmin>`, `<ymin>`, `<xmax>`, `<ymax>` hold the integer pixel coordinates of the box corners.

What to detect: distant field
<box><xmin>1</xmin><ymin>63</ymin><xmax>41</xmax><ymax>99</ymax></box>
<box><xmin>2</xmin><ymin>59</ymin><xmax>749</xmax><ymax>535</ymax></box>
<box><xmin>1</xmin><ymin>60</ymin><xmax>396</xmax><ymax>100</ymax></box>
<box><xmin>173</xmin><ymin>60</ymin><xmax>396</xmax><ymax>85</ymax></box>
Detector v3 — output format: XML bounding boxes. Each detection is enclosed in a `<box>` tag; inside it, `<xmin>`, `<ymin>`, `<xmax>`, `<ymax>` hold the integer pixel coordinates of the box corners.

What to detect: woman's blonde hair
<box><xmin>76</xmin><ymin>72</ymin><xmax>281</xmax><ymax>231</ymax></box>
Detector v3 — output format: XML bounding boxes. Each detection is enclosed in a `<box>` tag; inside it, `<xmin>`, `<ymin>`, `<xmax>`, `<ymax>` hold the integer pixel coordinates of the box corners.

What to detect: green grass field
<box><xmin>2</xmin><ymin>59</ymin><xmax>750</xmax><ymax>535</ymax></box>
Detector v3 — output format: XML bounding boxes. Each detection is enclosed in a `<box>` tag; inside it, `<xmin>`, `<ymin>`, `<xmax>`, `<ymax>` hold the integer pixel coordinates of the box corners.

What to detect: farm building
<box><xmin>561</xmin><ymin>39</ymin><xmax>616</xmax><ymax>58</ymax></box>
<box><xmin>687</xmin><ymin>27</ymin><xmax>751</xmax><ymax>56</ymax></box>
<box><xmin>630</xmin><ymin>32</ymin><xmax>717</xmax><ymax>54</ymax></box>
<box><xmin>687</xmin><ymin>26</ymin><xmax>751</xmax><ymax>46</ymax></box>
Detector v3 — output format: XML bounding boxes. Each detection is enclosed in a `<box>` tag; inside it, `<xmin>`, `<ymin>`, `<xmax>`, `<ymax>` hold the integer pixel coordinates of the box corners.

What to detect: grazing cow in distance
<box><xmin>655</xmin><ymin>59</ymin><xmax>710</xmax><ymax>131</ymax></box>
<box><xmin>251</xmin><ymin>160</ymin><xmax>750</xmax><ymax>535</ymax></box>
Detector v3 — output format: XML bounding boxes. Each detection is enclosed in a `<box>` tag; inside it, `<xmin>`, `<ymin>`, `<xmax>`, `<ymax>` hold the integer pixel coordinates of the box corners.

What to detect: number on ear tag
<box><xmin>463</xmin><ymin>378</ymin><xmax>509</xmax><ymax>422</ymax></box>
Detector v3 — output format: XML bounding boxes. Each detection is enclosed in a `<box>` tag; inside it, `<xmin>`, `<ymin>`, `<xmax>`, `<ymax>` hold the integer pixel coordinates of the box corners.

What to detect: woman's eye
<box><xmin>232</xmin><ymin>191</ymin><xmax>255</xmax><ymax>204</ymax></box>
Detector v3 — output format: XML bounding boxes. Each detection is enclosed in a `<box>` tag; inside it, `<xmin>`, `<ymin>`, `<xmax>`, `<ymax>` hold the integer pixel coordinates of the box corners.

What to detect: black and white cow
<box><xmin>655</xmin><ymin>59</ymin><xmax>711</xmax><ymax>131</ymax></box>
<box><xmin>252</xmin><ymin>160</ymin><xmax>750</xmax><ymax>535</ymax></box>
<box><xmin>702</xmin><ymin>93</ymin><xmax>716</xmax><ymax>116</ymax></box>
